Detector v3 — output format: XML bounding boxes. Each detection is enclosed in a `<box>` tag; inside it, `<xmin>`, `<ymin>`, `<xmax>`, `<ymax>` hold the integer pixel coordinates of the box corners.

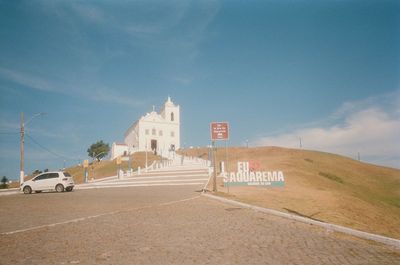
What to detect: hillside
<box><xmin>7</xmin><ymin>152</ymin><xmax>161</xmax><ymax>189</ymax></box>
<box><xmin>181</xmin><ymin>146</ymin><xmax>400</xmax><ymax>239</ymax></box>
<box><xmin>66</xmin><ymin>152</ymin><xmax>161</xmax><ymax>183</ymax></box>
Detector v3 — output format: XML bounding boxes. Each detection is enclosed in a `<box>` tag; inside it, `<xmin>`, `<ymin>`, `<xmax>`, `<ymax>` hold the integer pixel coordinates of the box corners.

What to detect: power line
<box><xmin>25</xmin><ymin>134</ymin><xmax>77</xmax><ymax>161</ymax></box>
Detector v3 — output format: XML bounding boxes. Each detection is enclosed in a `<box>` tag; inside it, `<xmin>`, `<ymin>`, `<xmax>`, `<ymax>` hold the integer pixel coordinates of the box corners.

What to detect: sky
<box><xmin>0</xmin><ymin>0</ymin><xmax>399</xmax><ymax>179</ymax></box>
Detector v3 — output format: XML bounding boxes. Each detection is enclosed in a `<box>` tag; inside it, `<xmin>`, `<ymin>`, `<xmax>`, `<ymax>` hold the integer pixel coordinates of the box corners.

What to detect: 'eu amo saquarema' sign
<box><xmin>222</xmin><ymin>161</ymin><xmax>285</xmax><ymax>187</ymax></box>
<box><xmin>210</xmin><ymin>122</ymin><xmax>229</xmax><ymax>141</ymax></box>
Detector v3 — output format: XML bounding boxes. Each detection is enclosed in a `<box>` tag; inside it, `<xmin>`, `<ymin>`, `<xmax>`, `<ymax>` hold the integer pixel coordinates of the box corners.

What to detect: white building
<box><xmin>111</xmin><ymin>142</ymin><xmax>128</xmax><ymax>158</ymax></box>
<box><xmin>111</xmin><ymin>97</ymin><xmax>180</xmax><ymax>159</ymax></box>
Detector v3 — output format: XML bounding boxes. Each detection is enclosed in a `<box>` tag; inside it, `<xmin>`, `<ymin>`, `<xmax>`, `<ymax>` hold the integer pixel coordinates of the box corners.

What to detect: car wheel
<box><xmin>55</xmin><ymin>184</ymin><xmax>64</xmax><ymax>192</ymax></box>
<box><xmin>23</xmin><ymin>186</ymin><xmax>32</xmax><ymax>194</ymax></box>
<box><xmin>66</xmin><ymin>187</ymin><xmax>73</xmax><ymax>192</ymax></box>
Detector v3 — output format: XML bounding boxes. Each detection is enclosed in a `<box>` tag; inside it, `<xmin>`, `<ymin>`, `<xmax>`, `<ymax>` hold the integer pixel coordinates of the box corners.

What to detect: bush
<box><xmin>1</xmin><ymin>176</ymin><xmax>9</xmax><ymax>189</ymax></box>
<box><xmin>318</xmin><ymin>172</ymin><xmax>344</xmax><ymax>184</ymax></box>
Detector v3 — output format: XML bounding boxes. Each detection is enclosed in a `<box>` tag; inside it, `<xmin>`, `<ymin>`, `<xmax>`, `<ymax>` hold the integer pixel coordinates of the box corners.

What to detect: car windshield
<box><xmin>63</xmin><ymin>172</ymin><xmax>71</xmax><ymax>177</ymax></box>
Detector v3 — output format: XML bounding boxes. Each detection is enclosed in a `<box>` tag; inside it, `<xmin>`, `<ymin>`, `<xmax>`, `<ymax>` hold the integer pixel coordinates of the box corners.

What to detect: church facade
<box><xmin>111</xmin><ymin>97</ymin><xmax>180</xmax><ymax>159</ymax></box>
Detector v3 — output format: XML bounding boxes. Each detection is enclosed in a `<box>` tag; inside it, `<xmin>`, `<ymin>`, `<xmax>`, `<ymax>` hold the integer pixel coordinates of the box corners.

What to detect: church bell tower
<box><xmin>161</xmin><ymin>96</ymin><xmax>180</xmax><ymax>124</ymax></box>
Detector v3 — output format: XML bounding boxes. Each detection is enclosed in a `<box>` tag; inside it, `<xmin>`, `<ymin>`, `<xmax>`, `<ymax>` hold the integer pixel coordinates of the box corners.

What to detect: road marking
<box><xmin>1</xmin><ymin>195</ymin><xmax>200</xmax><ymax>236</ymax></box>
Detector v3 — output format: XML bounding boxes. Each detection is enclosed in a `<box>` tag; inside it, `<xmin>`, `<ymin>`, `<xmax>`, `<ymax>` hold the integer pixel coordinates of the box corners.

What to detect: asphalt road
<box><xmin>1</xmin><ymin>185</ymin><xmax>399</xmax><ymax>264</ymax></box>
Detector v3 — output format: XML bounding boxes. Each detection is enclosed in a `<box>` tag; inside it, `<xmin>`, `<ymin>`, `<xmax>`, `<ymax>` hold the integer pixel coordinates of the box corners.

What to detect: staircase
<box><xmin>76</xmin><ymin>155</ymin><xmax>211</xmax><ymax>190</ymax></box>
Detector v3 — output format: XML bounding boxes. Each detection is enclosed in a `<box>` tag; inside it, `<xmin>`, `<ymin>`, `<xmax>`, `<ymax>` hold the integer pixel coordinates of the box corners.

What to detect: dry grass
<box><xmin>66</xmin><ymin>152</ymin><xmax>161</xmax><ymax>183</ymax></box>
<box><xmin>16</xmin><ymin>152</ymin><xmax>161</xmax><ymax>186</ymax></box>
<box><xmin>182</xmin><ymin>146</ymin><xmax>400</xmax><ymax>239</ymax></box>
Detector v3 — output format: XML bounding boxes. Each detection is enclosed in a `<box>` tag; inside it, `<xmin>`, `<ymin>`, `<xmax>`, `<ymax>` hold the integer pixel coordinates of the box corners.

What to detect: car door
<box><xmin>33</xmin><ymin>173</ymin><xmax>49</xmax><ymax>190</ymax></box>
<box><xmin>46</xmin><ymin>173</ymin><xmax>60</xmax><ymax>190</ymax></box>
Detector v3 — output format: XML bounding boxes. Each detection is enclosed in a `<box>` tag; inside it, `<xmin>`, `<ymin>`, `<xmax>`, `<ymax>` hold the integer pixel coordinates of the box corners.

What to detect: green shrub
<box><xmin>319</xmin><ymin>172</ymin><xmax>344</xmax><ymax>184</ymax></box>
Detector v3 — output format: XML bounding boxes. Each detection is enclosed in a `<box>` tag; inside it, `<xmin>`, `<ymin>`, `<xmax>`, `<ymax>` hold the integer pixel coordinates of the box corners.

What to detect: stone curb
<box><xmin>0</xmin><ymin>188</ymin><xmax>19</xmax><ymax>192</ymax></box>
<box><xmin>0</xmin><ymin>190</ymin><xmax>19</xmax><ymax>196</ymax></box>
<box><xmin>202</xmin><ymin>193</ymin><xmax>400</xmax><ymax>249</ymax></box>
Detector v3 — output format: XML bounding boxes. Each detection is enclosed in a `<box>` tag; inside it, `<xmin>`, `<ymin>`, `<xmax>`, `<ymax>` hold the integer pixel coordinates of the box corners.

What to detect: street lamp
<box><xmin>20</xmin><ymin>112</ymin><xmax>46</xmax><ymax>185</ymax></box>
<box><xmin>93</xmin><ymin>151</ymin><xmax>108</xmax><ymax>162</ymax></box>
<box><xmin>90</xmin><ymin>151</ymin><xmax>108</xmax><ymax>181</ymax></box>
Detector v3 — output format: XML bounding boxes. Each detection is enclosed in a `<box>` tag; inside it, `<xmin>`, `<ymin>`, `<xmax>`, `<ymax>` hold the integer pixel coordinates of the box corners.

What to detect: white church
<box><xmin>111</xmin><ymin>97</ymin><xmax>180</xmax><ymax>159</ymax></box>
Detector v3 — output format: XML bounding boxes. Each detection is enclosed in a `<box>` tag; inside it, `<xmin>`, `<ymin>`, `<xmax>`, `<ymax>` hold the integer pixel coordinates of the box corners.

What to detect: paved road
<box><xmin>1</xmin><ymin>159</ymin><xmax>399</xmax><ymax>264</ymax></box>
<box><xmin>1</xmin><ymin>186</ymin><xmax>399</xmax><ymax>264</ymax></box>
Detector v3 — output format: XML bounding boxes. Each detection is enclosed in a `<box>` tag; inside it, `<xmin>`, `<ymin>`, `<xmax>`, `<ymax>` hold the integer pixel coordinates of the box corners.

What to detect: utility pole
<box><xmin>20</xmin><ymin>112</ymin><xmax>24</xmax><ymax>185</ymax></box>
<box><xmin>299</xmin><ymin>137</ymin><xmax>302</xmax><ymax>149</ymax></box>
<box><xmin>20</xmin><ymin>112</ymin><xmax>45</xmax><ymax>185</ymax></box>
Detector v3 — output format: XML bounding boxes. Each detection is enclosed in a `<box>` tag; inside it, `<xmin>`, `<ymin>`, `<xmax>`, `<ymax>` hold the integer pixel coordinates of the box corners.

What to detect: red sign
<box><xmin>211</xmin><ymin>122</ymin><xmax>229</xmax><ymax>141</ymax></box>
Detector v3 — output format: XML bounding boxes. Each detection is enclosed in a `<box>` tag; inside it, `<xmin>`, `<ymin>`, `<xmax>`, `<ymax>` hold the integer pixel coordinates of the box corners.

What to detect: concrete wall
<box><xmin>111</xmin><ymin>143</ymin><xmax>128</xmax><ymax>160</ymax></box>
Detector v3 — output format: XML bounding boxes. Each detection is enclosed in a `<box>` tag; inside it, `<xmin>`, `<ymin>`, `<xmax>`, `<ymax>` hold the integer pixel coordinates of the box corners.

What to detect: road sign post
<box><xmin>83</xmin><ymin>160</ymin><xmax>89</xmax><ymax>183</ymax></box>
<box><xmin>116</xmin><ymin>156</ymin><xmax>122</xmax><ymax>179</ymax></box>
<box><xmin>210</xmin><ymin>122</ymin><xmax>230</xmax><ymax>192</ymax></box>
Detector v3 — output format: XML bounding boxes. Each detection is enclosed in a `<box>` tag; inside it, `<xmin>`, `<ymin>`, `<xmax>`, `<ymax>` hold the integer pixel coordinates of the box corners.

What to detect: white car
<box><xmin>21</xmin><ymin>171</ymin><xmax>75</xmax><ymax>194</ymax></box>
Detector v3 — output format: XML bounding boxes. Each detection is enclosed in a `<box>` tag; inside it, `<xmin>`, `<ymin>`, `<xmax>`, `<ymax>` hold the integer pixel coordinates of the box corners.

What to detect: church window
<box><xmin>159</xmin><ymin>130</ymin><xmax>163</xmax><ymax>136</ymax></box>
<box><xmin>152</xmin><ymin>128</ymin><xmax>156</xmax><ymax>135</ymax></box>
<box><xmin>171</xmin><ymin>131</ymin><xmax>175</xmax><ymax>137</ymax></box>
<box><xmin>171</xmin><ymin>112</ymin><xmax>174</xmax><ymax>122</ymax></box>
<box><xmin>145</xmin><ymin>129</ymin><xmax>149</xmax><ymax>135</ymax></box>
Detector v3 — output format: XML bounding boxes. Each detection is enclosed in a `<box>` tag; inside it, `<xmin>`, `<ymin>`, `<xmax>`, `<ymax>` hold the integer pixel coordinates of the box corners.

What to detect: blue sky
<box><xmin>1</xmin><ymin>0</ymin><xmax>399</xmax><ymax>179</ymax></box>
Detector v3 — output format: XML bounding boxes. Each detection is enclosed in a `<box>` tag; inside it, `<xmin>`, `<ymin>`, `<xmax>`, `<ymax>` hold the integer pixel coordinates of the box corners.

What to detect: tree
<box><xmin>0</xmin><ymin>176</ymin><xmax>9</xmax><ymax>189</ymax></box>
<box><xmin>87</xmin><ymin>140</ymin><xmax>110</xmax><ymax>161</ymax></box>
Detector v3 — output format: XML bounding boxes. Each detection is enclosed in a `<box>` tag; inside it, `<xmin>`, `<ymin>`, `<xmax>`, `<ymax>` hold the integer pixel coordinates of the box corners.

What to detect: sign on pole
<box><xmin>210</xmin><ymin>122</ymin><xmax>229</xmax><ymax>141</ymax></box>
<box><xmin>83</xmin><ymin>160</ymin><xmax>89</xmax><ymax>168</ymax></box>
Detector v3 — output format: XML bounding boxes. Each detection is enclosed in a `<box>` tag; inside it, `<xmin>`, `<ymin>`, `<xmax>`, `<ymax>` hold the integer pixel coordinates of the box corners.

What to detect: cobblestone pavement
<box><xmin>1</xmin><ymin>186</ymin><xmax>399</xmax><ymax>264</ymax></box>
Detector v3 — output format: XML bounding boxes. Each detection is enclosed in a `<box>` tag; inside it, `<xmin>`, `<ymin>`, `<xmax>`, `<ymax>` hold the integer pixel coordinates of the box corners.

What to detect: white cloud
<box><xmin>0</xmin><ymin>67</ymin><xmax>145</xmax><ymax>108</ymax></box>
<box><xmin>70</xmin><ymin>2</ymin><xmax>104</xmax><ymax>23</ymax></box>
<box><xmin>0</xmin><ymin>119</ymin><xmax>20</xmax><ymax>131</ymax></box>
<box><xmin>87</xmin><ymin>87</ymin><xmax>147</xmax><ymax>108</ymax></box>
<box><xmin>0</xmin><ymin>67</ymin><xmax>58</xmax><ymax>93</ymax></box>
<box><xmin>254</xmin><ymin>92</ymin><xmax>400</xmax><ymax>168</ymax></box>
<box><xmin>33</xmin><ymin>1</ymin><xmax>221</xmax><ymax>89</ymax></box>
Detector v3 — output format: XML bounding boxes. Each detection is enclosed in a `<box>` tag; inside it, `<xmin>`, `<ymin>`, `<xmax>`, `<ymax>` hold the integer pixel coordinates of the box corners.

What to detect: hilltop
<box><xmin>181</xmin><ymin>146</ymin><xmax>400</xmax><ymax>239</ymax></box>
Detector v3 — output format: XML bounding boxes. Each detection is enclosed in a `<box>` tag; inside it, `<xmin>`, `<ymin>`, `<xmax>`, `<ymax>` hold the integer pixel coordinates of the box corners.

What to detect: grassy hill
<box><xmin>10</xmin><ymin>152</ymin><xmax>161</xmax><ymax>187</ymax></box>
<box><xmin>66</xmin><ymin>152</ymin><xmax>161</xmax><ymax>183</ymax></box>
<box><xmin>182</xmin><ymin>146</ymin><xmax>400</xmax><ymax>239</ymax></box>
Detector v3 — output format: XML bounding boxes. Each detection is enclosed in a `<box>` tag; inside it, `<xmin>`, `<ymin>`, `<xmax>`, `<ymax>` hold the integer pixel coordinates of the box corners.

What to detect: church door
<box><xmin>151</xmin><ymin>140</ymin><xmax>157</xmax><ymax>155</ymax></box>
